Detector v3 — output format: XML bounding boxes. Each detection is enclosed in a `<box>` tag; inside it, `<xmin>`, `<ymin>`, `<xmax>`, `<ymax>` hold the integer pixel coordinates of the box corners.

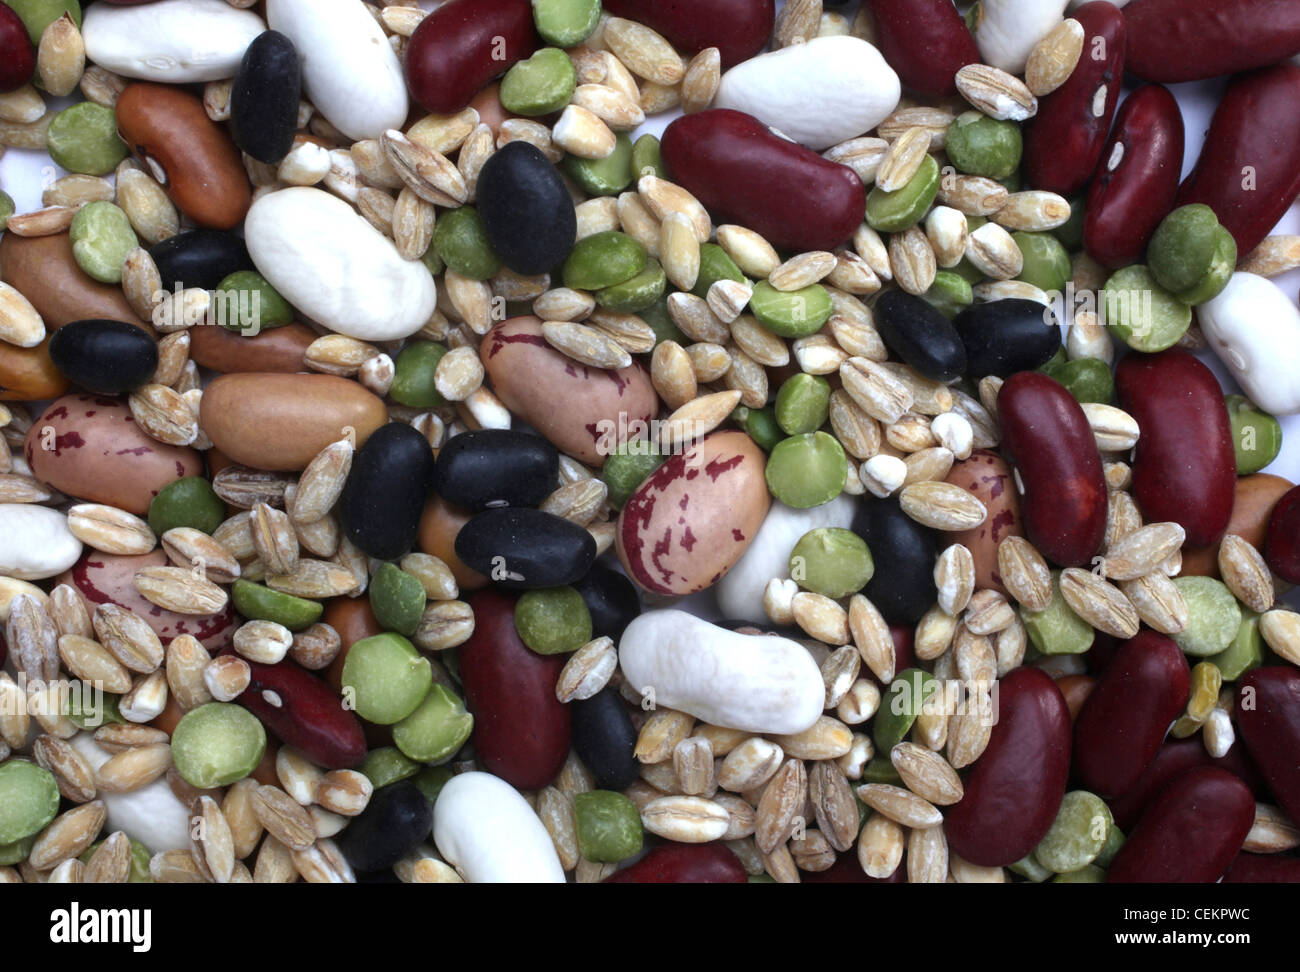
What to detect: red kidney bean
<box><xmin>1225</xmin><ymin>852</ymin><xmax>1300</xmax><ymax>883</ymax></box>
<box><xmin>1124</xmin><ymin>0</ymin><xmax>1300</xmax><ymax>84</ymax></box>
<box><xmin>602</xmin><ymin>0</ymin><xmax>773</xmax><ymax>69</ymax></box>
<box><xmin>865</xmin><ymin>0</ymin><xmax>979</xmax><ymax>97</ymax></box>
<box><xmin>1176</xmin><ymin>64</ymin><xmax>1300</xmax><ymax>256</ymax></box>
<box><xmin>1107</xmin><ymin>767</ymin><xmax>1254</xmax><ymax>883</ymax></box>
<box><xmin>457</xmin><ymin>589</ymin><xmax>570</xmax><ymax>791</ymax></box>
<box><xmin>1107</xmin><ymin>737</ymin><xmax>1266</xmax><ymax>832</ymax></box>
<box><xmin>889</xmin><ymin>623</ymin><xmax>915</xmax><ymax>675</ymax></box>
<box><xmin>1022</xmin><ymin>2</ymin><xmax>1125</xmax><ymax>197</ymax></box>
<box><xmin>1116</xmin><ymin>349</ymin><xmax>1236</xmax><ymax>547</ymax></box>
<box><xmin>1073</xmin><ymin>631</ymin><xmax>1190</xmax><ymax>798</ymax></box>
<box><xmin>603</xmin><ymin>843</ymin><xmax>747</xmax><ymax>883</ymax></box>
<box><xmin>997</xmin><ymin>372</ymin><xmax>1107</xmax><ymax>568</ymax></box>
<box><xmin>237</xmin><ymin>656</ymin><xmax>367</xmax><ymax>769</ymax></box>
<box><xmin>1236</xmin><ymin>667</ymin><xmax>1300</xmax><ymax>826</ymax></box>
<box><xmin>661</xmin><ymin>109</ymin><xmax>866</xmax><ymax>253</ymax></box>
<box><xmin>0</xmin><ymin>3</ymin><xmax>35</xmax><ymax>93</ymax></box>
<box><xmin>944</xmin><ymin>666</ymin><xmax>1071</xmax><ymax>867</ymax></box>
<box><xmin>404</xmin><ymin>0</ymin><xmax>538</xmax><ymax>115</ymax></box>
<box><xmin>1083</xmin><ymin>84</ymin><xmax>1184</xmax><ymax>269</ymax></box>
<box><xmin>1265</xmin><ymin>485</ymin><xmax>1300</xmax><ymax>583</ymax></box>
<box><xmin>1085</xmin><ymin>631</ymin><xmax>1121</xmax><ymax>675</ymax></box>
<box><xmin>803</xmin><ymin>853</ymin><xmax>904</xmax><ymax>883</ymax></box>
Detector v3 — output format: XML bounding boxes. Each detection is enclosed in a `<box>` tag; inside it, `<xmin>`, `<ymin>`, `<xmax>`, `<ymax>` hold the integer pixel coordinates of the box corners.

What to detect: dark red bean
<box><xmin>1224</xmin><ymin>852</ymin><xmax>1300</xmax><ymax>883</ymax></box>
<box><xmin>889</xmin><ymin>623</ymin><xmax>915</xmax><ymax>675</ymax></box>
<box><xmin>1107</xmin><ymin>767</ymin><xmax>1254</xmax><ymax>883</ymax></box>
<box><xmin>404</xmin><ymin>0</ymin><xmax>538</xmax><ymax>115</ymax></box>
<box><xmin>237</xmin><ymin>656</ymin><xmax>367</xmax><ymax>769</ymax></box>
<box><xmin>457</xmin><ymin>589</ymin><xmax>570</xmax><ymax>790</ymax></box>
<box><xmin>1022</xmin><ymin>1</ymin><xmax>1125</xmax><ymax>197</ymax></box>
<box><xmin>1116</xmin><ymin>349</ymin><xmax>1236</xmax><ymax>548</ymax></box>
<box><xmin>1107</xmin><ymin>737</ymin><xmax>1266</xmax><ymax>832</ymax></box>
<box><xmin>0</xmin><ymin>3</ymin><xmax>35</xmax><ymax>93</ymax></box>
<box><xmin>865</xmin><ymin>0</ymin><xmax>979</xmax><ymax>97</ymax></box>
<box><xmin>802</xmin><ymin>853</ymin><xmax>904</xmax><ymax>883</ymax></box>
<box><xmin>1123</xmin><ymin>0</ymin><xmax>1300</xmax><ymax>83</ymax></box>
<box><xmin>1073</xmin><ymin>631</ymin><xmax>1190</xmax><ymax>798</ymax></box>
<box><xmin>944</xmin><ymin>666</ymin><xmax>1071</xmax><ymax>867</ymax></box>
<box><xmin>603</xmin><ymin>843</ymin><xmax>747</xmax><ymax>883</ymax></box>
<box><xmin>1236</xmin><ymin>667</ymin><xmax>1300</xmax><ymax>826</ymax></box>
<box><xmin>997</xmin><ymin>372</ymin><xmax>1107</xmax><ymax>568</ymax></box>
<box><xmin>602</xmin><ymin>0</ymin><xmax>773</xmax><ymax>69</ymax></box>
<box><xmin>1176</xmin><ymin>64</ymin><xmax>1300</xmax><ymax>256</ymax></box>
<box><xmin>1083</xmin><ymin>84</ymin><xmax>1184</xmax><ymax>269</ymax></box>
<box><xmin>661</xmin><ymin>109</ymin><xmax>865</xmax><ymax>253</ymax></box>
<box><xmin>1265</xmin><ymin>485</ymin><xmax>1300</xmax><ymax>583</ymax></box>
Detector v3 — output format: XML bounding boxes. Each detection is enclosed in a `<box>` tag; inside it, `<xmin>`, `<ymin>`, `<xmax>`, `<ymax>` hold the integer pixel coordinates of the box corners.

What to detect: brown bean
<box><xmin>116</xmin><ymin>83</ymin><xmax>251</xmax><ymax>231</ymax></box>
<box><xmin>467</xmin><ymin>82</ymin><xmax>514</xmax><ymax>136</ymax></box>
<box><xmin>188</xmin><ymin>321</ymin><xmax>315</xmax><ymax>374</ymax></box>
<box><xmin>0</xmin><ymin>338</ymin><xmax>69</xmax><ymax>401</ymax></box>
<box><xmin>1180</xmin><ymin>473</ymin><xmax>1295</xmax><ymax>578</ymax></box>
<box><xmin>416</xmin><ymin>494</ymin><xmax>489</xmax><ymax>592</ymax></box>
<box><xmin>0</xmin><ymin>232</ymin><xmax>150</xmax><ymax>331</ymax></box>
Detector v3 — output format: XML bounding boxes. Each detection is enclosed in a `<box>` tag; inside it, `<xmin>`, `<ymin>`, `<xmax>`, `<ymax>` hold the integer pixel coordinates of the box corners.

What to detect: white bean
<box><xmin>68</xmin><ymin>733</ymin><xmax>192</xmax><ymax>855</ymax></box>
<box><xmin>1198</xmin><ymin>272</ymin><xmax>1300</xmax><ymax>416</ymax></box>
<box><xmin>0</xmin><ymin>505</ymin><xmax>82</xmax><ymax>580</ymax></box>
<box><xmin>432</xmin><ymin>772</ymin><xmax>565</xmax><ymax>883</ymax></box>
<box><xmin>974</xmin><ymin>0</ymin><xmax>1071</xmax><ymax>74</ymax></box>
<box><xmin>82</xmin><ymin>0</ymin><xmax>265</xmax><ymax>84</ymax></box>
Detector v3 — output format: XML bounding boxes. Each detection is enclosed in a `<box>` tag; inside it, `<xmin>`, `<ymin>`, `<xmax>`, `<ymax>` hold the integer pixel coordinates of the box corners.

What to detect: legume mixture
<box><xmin>0</xmin><ymin>0</ymin><xmax>1298</xmax><ymax>885</ymax></box>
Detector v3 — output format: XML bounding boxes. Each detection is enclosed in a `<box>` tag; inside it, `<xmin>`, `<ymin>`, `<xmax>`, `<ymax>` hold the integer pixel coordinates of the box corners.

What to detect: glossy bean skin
<box><xmin>340</xmin><ymin>422</ymin><xmax>437</xmax><ymax>561</ymax></box>
<box><xmin>188</xmin><ymin>320</ymin><xmax>314</xmax><ymax>374</ymax></box>
<box><xmin>951</xmin><ymin>300</ymin><xmax>1061</xmax><ymax>378</ymax></box>
<box><xmin>1182</xmin><ymin>473</ymin><xmax>1294</xmax><ymax>577</ymax></box>
<box><xmin>476</xmin><ymin>142</ymin><xmax>577</xmax><ymax>275</ymax></box>
<box><xmin>230</xmin><ymin>29</ymin><xmax>301</xmax><ymax>165</ymax></box>
<box><xmin>149</xmin><ymin>229</ymin><xmax>252</xmax><ymax>292</ymax></box>
<box><xmin>872</xmin><ymin>290</ymin><xmax>966</xmax><ymax>383</ymax></box>
<box><xmin>1107</xmin><ymin>767</ymin><xmax>1254</xmax><ymax>883</ymax></box>
<box><xmin>1107</xmin><ymin>737</ymin><xmax>1265</xmax><ymax>832</ymax></box>
<box><xmin>1225</xmin><ymin>852</ymin><xmax>1300</xmax><ymax>883</ymax></box>
<box><xmin>0</xmin><ymin>232</ymin><xmax>149</xmax><ymax>332</ymax></box>
<box><xmin>417</xmin><ymin>495</ymin><xmax>489</xmax><ymax>591</ymax></box>
<box><xmin>1265</xmin><ymin>485</ymin><xmax>1300</xmax><ymax>583</ymax></box>
<box><xmin>997</xmin><ymin>372</ymin><xmax>1107</xmax><ymax>568</ymax></box>
<box><xmin>572</xmin><ymin>563</ymin><xmax>641</xmax><ymax>641</ymax></box>
<box><xmin>1176</xmin><ymin>65</ymin><xmax>1300</xmax><ymax>256</ymax></box>
<box><xmin>116</xmin><ymin>83</ymin><xmax>252</xmax><ymax>231</ymax></box>
<box><xmin>1022</xmin><ymin>2</ymin><xmax>1125</xmax><ymax>197</ymax></box>
<box><xmin>456</xmin><ymin>507</ymin><xmax>596</xmax><ymax>589</ymax></box>
<box><xmin>603</xmin><ymin>842</ymin><xmax>747</xmax><ymax>883</ymax></box>
<box><xmin>1084</xmin><ymin>84</ymin><xmax>1184</xmax><ymax>270</ymax></box>
<box><xmin>1116</xmin><ymin>349</ymin><xmax>1236</xmax><ymax>548</ymax></box>
<box><xmin>0</xmin><ymin>342</ymin><xmax>69</xmax><ymax>402</ymax></box>
<box><xmin>0</xmin><ymin>3</ymin><xmax>35</xmax><ymax>93</ymax></box>
<box><xmin>430</xmin><ymin>429</ymin><xmax>558</xmax><ymax>511</ymax></box>
<box><xmin>570</xmin><ymin>686</ymin><xmax>638</xmax><ymax>791</ymax></box>
<box><xmin>1055</xmin><ymin>674</ymin><xmax>1095</xmax><ymax>723</ymax></box>
<box><xmin>404</xmin><ymin>0</ymin><xmax>537</xmax><ymax>114</ymax></box>
<box><xmin>1124</xmin><ymin>0</ymin><xmax>1300</xmax><ymax>83</ymax></box>
<box><xmin>1073</xmin><ymin>631</ymin><xmax>1190</xmax><ymax>798</ymax></box>
<box><xmin>1236</xmin><ymin>667</ymin><xmax>1300</xmax><ymax>826</ymax></box>
<box><xmin>335</xmin><ymin>782</ymin><xmax>432</xmax><ymax>873</ymax></box>
<box><xmin>802</xmin><ymin>853</ymin><xmax>904</xmax><ymax>883</ymax></box>
<box><xmin>458</xmin><ymin>589</ymin><xmax>570</xmax><ymax>791</ymax></box>
<box><xmin>603</xmin><ymin>0</ymin><xmax>773</xmax><ymax>69</ymax></box>
<box><xmin>851</xmin><ymin>496</ymin><xmax>937</xmax><ymax>625</ymax></box>
<box><xmin>237</xmin><ymin>656</ymin><xmax>367</xmax><ymax>769</ymax></box>
<box><xmin>944</xmin><ymin>666</ymin><xmax>1072</xmax><ymax>867</ymax></box>
<box><xmin>48</xmin><ymin>320</ymin><xmax>158</xmax><ymax>395</ymax></box>
<box><xmin>661</xmin><ymin>109</ymin><xmax>866</xmax><ymax>253</ymax></box>
<box><xmin>866</xmin><ymin>0</ymin><xmax>979</xmax><ymax>97</ymax></box>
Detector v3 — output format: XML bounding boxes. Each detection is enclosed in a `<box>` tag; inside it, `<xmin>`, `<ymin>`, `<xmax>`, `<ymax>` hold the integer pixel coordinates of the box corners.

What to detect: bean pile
<box><xmin>0</xmin><ymin>0</ymin><xmax>1298</xmax><ymax>886</ymax></box>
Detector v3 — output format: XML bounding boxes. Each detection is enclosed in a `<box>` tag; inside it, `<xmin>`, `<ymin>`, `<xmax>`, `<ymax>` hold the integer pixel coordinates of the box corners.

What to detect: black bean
<box><xmin>571</xmin><ymin>687</ymin><xmax>639</xmax><ymax>791</ymax></box>
<box><xmin>572</xmin><ymin>562</ymin><xmax>641</xmax><ymax>641</ymax></box>
<box><xmin>455</xmin><ymin>507</ymin><xmax>596</xmax><ymax>589</ymax></box>
<box><xmin>873</xmin><ymin>290</ymin><xmax>967</xmax><ymax>382</ymax></box>
<box><xmin>430</xmin><ymin>429</ymin><xmax>558</xmax><ymax>510</ymax></box>
<box><xmin>335</xmin><ymin>782</ymin><xmax>432</xmax><ymax>873</ymax></box>
<box><xmin>952</xmin><ymin>298</ymin><xmax>1062</xmax><ymax>378</ymax></box>
<box><xmin>476</xmin><ymin>141</ymin><xmax>577</xmax><ymax>275</ymax></box>
<box><xmin>851</xmin><ymin>495</ymin><xmax>937</xmax><ymax>625</ymax></box>
<box><xmin>230</xmin><ymin>30</ymin><xmax>302</xmax><ymax>165</ymax></box>
<box><xmin>340</xmin><ymin>422</ymin><xmax>436</xmax><ymax>560</ymax></box>
<box><xmin>149</xmin><ymin>229</ymin><xmax>251</xmax><ymax>291</ymax></box>
<box><xmin>47</xmin><ymin>320</ymin><xmax>158</xmax><ymax>395</ymax></box>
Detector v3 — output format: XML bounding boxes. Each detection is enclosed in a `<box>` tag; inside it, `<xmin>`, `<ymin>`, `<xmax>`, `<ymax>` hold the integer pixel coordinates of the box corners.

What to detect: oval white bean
<box><xmin>0</xmin><ymin>505</ymin><xmax>82</xmax><ymax>580</ymax></box>
<box><xmin>619</xmin><ymin>610</ymin><xmax>825</xmax><ymax>734</ymax></box>
<box><xmin>714</xmin><ymin>36</ymin><xmax>900</xmax><ymax>151</ymax></box>
<box><xmin>432</xmin><ymin>772</ymin><xmax>566</xmax><ymax>883</ymax></box>
<box><xmin>1198</xmin><ymin>273</ymin><xmax>1300</xmax><ymax>416</ymax></box>
<box><xmin>82</xmin><ymin>0</ymin><xmax>265</xmax><ymax>84</ymax></box>
<box><xmin>715</xmin><ymin>495</ymin><xmax>857</xmax><ymax>624</ymax></box>
<box><xmin>974</xmin><ymin>0</ymin><xmax>1071</xmax><ymax>74</ymax></box>
<box><xmin>68</xmin><ymin>733</ymin><xmax>192</xmax><ymax>855</ymax></box>
<box><xmin>267</xmin><ymin>0</ymin><xmax>408</xmax><ymax>141</ymax></box>
<box><xmin>245</xmin><ymin>187</ymin><xmax>438</xmax><ymax>342</ymax></box>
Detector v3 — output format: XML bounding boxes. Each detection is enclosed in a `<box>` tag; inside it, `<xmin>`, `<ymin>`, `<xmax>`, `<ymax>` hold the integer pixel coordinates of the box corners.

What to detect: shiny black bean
<box><xmin>430</xmin><ymin>429</ymin><xmax>558</xmax><ymax>510</ymax></box>
<box><xmin>230</xmin><ymin>30</ymin><xmax>301</xmax><ymax>165</ymax></box>
<box><xmin>571</xmin><ymin>686</ymin><xmax>639</xmax><ymax>790</ymax></box>
<box><xmin>47</xmin><ymin>319</ymin><xmax>158</xmax><ymax>395</ymax></box>
<box><xmin>572</xmin><ymin>562</ymin><xmax>641</xmax><ymax>640</ymax></box>
<box><xmin>952</xmin><ymin>298</ymin><xmax>1062</xmax><ymax>378</ymax></box>
<box><xmin>455</xmin><ymin>507</ymin><xmax>596</xmax><ymax>589</ymax></box>
<box><xmin>872</xmin><ymin>290</ymin><xmax>967</xmax><ymax>382</ymax></box>
<box><xmin>852</xmin><ymin>495</ymin><xmax>937</xmax><ymax>625</ymax></box>
<box><xmin>148</xmin><ymin>229</ymin><xmax>251</xmax><ymax>291</ymax></box>
<box><xmin>336</xmin><ymin>782</ymin><xmax>432</xmax><ymax>873</ymax></box>
<box><xmin>476</xmin><ymin>141</ymin><xmax>577</xmax><ymax>275</ymax></box>
<box><xmin>340</xmin><ymin>422</ymin><xmax>436</xmax><ymax>560</ymax></box>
